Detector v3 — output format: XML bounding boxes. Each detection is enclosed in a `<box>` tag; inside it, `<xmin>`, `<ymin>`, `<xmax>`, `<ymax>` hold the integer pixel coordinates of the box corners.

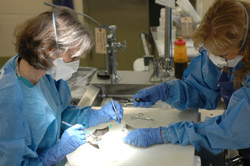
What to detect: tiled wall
<box><xmin>0</xmin><ymin>0</ymin><xmax>83</xmax><ymax>59</ymax></box>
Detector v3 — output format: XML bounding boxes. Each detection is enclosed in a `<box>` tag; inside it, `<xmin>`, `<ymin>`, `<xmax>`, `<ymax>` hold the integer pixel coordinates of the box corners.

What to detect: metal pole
<box><xmin>139</xmin><ymin>32</ymin><xmax>150</xmax><ymax>57</ymax></box>
<box><xmin>164</xmin><ymin>6</ymin><xmax>171</xmax><ymax>61</ymax></box>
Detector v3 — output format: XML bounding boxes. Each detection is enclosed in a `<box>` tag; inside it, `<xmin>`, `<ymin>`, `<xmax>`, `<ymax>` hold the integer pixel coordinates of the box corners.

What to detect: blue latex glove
<box><xmin>123</xmin><ymin>127</ymin><xmax>168</xmax><ymax>147</ymax></box>
<box><xmin>133</xmin><ymin>82</ymin><xmax>168</xmax><ymax>107</ymax></box>
<box><xmin>40</xmin><ymin>124</ymin><xmax>85</xmax><ymax>166</ymax></box>
<box><xmin>88</xmin><ymin>100</ymin><xmax>124</xmax><ymax>127</ymax></box>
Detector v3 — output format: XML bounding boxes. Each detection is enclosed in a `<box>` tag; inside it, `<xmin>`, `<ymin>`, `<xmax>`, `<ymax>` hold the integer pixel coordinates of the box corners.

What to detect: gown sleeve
<box><xmin>55</xmin><ymin>79</ymin><xmax>91</xmax><ymax>130</ymax></box>
<box><xmin>164</xmin><ymin>51</ymin><xmax>221</xmax><ymax>110</ymax></box>
<box><xmin>166</xmin><ymin>85</ymin><xmax>250</xmax><ymax>154</ymax></box>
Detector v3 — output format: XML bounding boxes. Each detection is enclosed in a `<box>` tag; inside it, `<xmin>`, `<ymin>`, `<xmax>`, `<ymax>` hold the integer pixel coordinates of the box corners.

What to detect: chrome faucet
<box><xmin>106</xmin><ymin>25</ymin><xmax>126</xmax><ymax>84</ymax></box>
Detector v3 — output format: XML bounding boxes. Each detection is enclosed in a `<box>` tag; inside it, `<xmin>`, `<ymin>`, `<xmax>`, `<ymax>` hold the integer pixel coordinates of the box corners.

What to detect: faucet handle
<box><xmin>113</xmin><ymin>40</ymin><xmax>126</xmax><ymax>51</ymax></box>
<box><xmin>121</xmin><ymin>40</ymin><xmax>126</xmax><ymax>51</ymax></box>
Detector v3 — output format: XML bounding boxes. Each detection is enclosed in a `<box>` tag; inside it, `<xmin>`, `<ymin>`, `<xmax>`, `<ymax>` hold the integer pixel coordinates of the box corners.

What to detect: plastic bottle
<box><xmin>174</xmin><ymin>37</ymin><xmax>188</xmax><ymax>79</ymax></box>
<box><xmin>157</xmin><ymin>8</ymin><xmax>165</xmax><ymax>41</ymax></box>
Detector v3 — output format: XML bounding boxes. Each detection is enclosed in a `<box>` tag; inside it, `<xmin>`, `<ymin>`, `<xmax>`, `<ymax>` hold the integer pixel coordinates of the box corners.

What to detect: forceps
<box><xmin>111</xmin><ymin>100</ymin><xmax>120</xmax><ymax>122</ymax></box>
<box><xmin>131</xmin><ymin>113</ymin><xmax>154</xmax><ymax>121</ymax></box>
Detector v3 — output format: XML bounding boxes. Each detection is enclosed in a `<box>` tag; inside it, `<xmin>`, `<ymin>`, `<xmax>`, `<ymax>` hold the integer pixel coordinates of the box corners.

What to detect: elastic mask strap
<box><xmin>52</xmin><ymin>9</ymin><xmax>61</xmax><ymax>57</ymax></box>
<box><xmin>239</xmin><ymin>2</ymin><xmax>249</xmax><ymax>50</ymax></box>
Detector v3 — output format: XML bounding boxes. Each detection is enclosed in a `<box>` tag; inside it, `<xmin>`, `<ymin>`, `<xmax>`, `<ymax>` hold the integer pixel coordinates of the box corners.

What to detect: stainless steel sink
<box><xmin>78</xmin><ymin>71</ymin><xmax>155</xmax><ymax>107</ymax></box>
<box><xmin>77</xmin><ymin>70</ymin><xmax>174</xmax><ymax>108</ymax></box>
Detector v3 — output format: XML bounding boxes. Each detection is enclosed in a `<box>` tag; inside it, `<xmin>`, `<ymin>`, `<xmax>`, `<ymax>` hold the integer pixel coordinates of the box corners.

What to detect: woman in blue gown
<box><xmin>0</xmin><ymin>6</ymin><xmax>123</xmax><ymax>166</ymax></box>
<box><xmin>124</xmin><ymin>0</ymin><xmax>250</xmax><ymax>164</ymax></box>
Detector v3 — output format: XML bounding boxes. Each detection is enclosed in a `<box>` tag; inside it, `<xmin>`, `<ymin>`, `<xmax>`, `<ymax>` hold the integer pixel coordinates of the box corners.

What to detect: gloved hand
<box><xmin>40</xmin><ymin>124</ymin><xmax>86</xmax><ymax>166</ymax></box>
<box><xmin>123</xmin><ymin>127</ymin><xmax>168</xmax><ymax>147</ymax></box>
<box><xmin>133</xmin><ymin>82</ymin><xmax>168</xmax><ymax>107</ymax></box>
<box><xmin>88</xmin><ymin>100</ymin><xmax>124</xmax><ymax>127</ymax></box>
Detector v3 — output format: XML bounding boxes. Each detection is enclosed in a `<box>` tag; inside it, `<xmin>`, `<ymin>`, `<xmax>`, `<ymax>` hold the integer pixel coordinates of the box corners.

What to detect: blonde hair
<box><xmin>14</xmin><ymin>6</ymin><xmax>94</xmax><ymax>70</ymax></box>
<box><xmin>193</xmin><ymin>0</ymin><xmax>250</xmax><ymax>89</ymax></box>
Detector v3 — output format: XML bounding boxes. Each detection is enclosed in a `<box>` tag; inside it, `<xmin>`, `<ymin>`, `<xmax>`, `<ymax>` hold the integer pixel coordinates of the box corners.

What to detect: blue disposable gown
<box><xmin>163</xmin><ymin>50</ymin><xmax>250</xmax><ymax>154</ymax></box>
<box><xmin>0</xmin><ymin>56</ymin><xmax>91</xmax><ymax>165</ymax></box>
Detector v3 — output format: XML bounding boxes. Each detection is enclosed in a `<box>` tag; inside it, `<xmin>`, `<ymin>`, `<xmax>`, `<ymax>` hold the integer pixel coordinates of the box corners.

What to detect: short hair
<box><xmin>14</xmin><ymin>6</ymin><xmax>94</xmax><ymax>70</ymax></box>
<box><xmin>193</xmin><ymin>0</ymin><xmax>250</xmax><ymax>89</ymax></box>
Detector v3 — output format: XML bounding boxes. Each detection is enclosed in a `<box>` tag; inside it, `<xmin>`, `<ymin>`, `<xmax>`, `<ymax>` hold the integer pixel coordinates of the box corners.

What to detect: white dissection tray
<box><xmin>66</xmin><ymin>107</ymin><xmax>198</xmax><ymax>166</ymax></box>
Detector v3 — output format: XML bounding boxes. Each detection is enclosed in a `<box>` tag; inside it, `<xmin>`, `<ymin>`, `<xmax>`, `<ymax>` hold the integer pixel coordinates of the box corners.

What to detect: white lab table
<box><xmin>65</xmin><ymin>107</ymin><xmax>198</xmax><ymax>166</ymax></box>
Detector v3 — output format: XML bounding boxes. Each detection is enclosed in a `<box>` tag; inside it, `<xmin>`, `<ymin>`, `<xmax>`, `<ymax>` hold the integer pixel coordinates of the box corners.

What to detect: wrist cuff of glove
<box><xmin>160</xmin><ymin>127</ymin><xmax>168</xmax><ymax>143</ymax></box>
<box><xmin>159</xmin><ymin>82</ymin><xmax>169</xmax><ymax>101</ymax></box>
<box><xmin>39</xmin><ymin>143</ymin><xmax>64</xmax><ymax>166</ymax></box>
<box><xmin>87</xmin><ymin>109</ymin><xmax>98</xmax><ymax>127</ymax></box>
<box><xmin>154</xmin><ymin>127</ymin><xmax>163</xmax><ymax>144</ymax></box>
<box><xmin>87</xmin><ymin>109</ymin><xmax>108</xmax><ymax>127</ymax></box>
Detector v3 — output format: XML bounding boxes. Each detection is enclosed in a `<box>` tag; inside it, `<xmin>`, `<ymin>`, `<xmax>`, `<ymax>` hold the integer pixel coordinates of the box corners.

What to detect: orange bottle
<box><xmin>174</xmin><ymin>37</ymin><xmax>188</xmax><ymax>79</ymax></box>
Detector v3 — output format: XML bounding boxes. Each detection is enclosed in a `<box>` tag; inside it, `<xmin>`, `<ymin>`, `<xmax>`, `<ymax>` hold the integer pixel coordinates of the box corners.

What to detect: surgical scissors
<box><xmin>131</xmin><ymin>113</ymin><xmax>154</xmax><ymax>121</ymax></box>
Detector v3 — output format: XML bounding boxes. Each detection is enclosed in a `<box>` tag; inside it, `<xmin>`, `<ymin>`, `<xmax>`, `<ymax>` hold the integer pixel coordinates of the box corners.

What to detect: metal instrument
<box><xmin>62</xmin><ymin>121</ymin><xmax>101</xmax><ymax>149</ymax></box>
<box><xmin>111</xmin><ymin>99</ymin><xmax>120</xmax><ymax>122</ymax></box>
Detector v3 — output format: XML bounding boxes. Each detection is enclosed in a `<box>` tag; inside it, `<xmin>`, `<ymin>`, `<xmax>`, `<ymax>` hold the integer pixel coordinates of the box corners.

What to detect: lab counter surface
<box><xmin>65</xmin><ymin>107</ymin><xmax>198</xmax><ymax>166</ymax></box>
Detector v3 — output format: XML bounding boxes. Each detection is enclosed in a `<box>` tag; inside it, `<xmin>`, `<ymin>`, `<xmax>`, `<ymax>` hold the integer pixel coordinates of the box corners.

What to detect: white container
<box><xmin>157</xmin><ymin>26</ymin><xmax>176</xmax><ymax>42</ymax></box>
<box><xmin>157</xmin><ymin>26</ymin><xmax>165</xmax><ymax>41</ymax></box>
<box><xmin>157</xmin><ymin>7</ymin><xmax>176</xmax><ymax>42</ymax></box>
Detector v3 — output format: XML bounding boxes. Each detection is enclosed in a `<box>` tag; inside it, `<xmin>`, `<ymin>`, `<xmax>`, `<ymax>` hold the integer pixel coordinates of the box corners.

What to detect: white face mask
<box><xmin>46</xmin><ymin>58</ymin><xmax>80</xmax><ymax>81</ymax></box>
<box><xmin>208</xmin><ymin>53</ymin><xmax>243</xmax><ymax>68</ymax></box>
<box><xmin>46</xmin><ymin>11</ymin><xmax>80</xmax><ymax>81</ymax></box>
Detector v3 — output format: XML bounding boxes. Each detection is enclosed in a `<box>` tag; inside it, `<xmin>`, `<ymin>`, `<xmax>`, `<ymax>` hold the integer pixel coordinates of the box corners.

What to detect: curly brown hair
<box><xmin>14</xmin><ymin>6</ymin><xmax>94</xmax><ymax>70</ymax></box>
<box><xmin>193</xmin><ymin>0</ymin><xmax>250</xmax><ymax>89</ymax></box>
